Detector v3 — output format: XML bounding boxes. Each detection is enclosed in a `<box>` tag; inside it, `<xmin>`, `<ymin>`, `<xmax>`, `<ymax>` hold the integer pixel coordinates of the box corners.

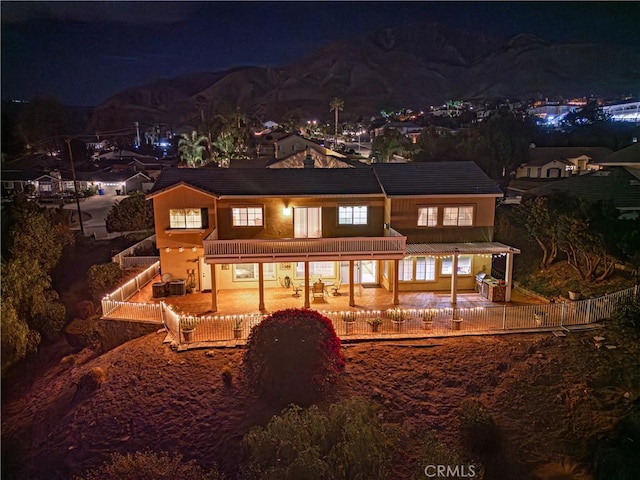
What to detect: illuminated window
<box><xmin>232</xmin><ymin>207</ymin><xmax>263</xmax><ymax>226</ymax></box>
<box><xmin>417</xmin><ymin>207</ymin><xmax>438</xmax><ymax>226</ymax></box>
<box><xmin>338</xmin><ymin>206</ymin><xmax>368</xmax><ymax>225</ymax></box>
<box><xmin>398</xmin><ymin>258</ymin><xmax>414</xmax><ymax>281</ymax></box>
<box><xmin>443</xmin><ymin>206</ymin><xmax>473</xmax><ymax>226</ymax></box>
<box><xmin>441</xmin><ymin>255</ymin><xmax>472</xmax><ymax>275</ymax></box>
<box><xmin>415</xmin><ymin>257</ymin><xmax>436</xmax><ymax>280</ymax></box>
<box><xmin>296</xmin><ymin>261</ymin><xmax>335</xmax><ymax>278</ymax></box>
<box><xmin>170</xmin><ymin>208</ymin><xmax>208</xmax><ymax>229</ymax></box>
<box><xmin>233</xmin><ymin>263</ymin><xmax>275</xmax><ymax>281</ymax></box>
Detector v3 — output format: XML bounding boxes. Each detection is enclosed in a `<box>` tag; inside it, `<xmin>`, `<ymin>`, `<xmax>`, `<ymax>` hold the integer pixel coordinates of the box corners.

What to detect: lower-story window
<box><xmin>441</xmin><ymin>255</ymin><xmax>472</xmax><ymax>275</ymax></box>
<box><xmin>233</xmin><ymin>263</ymin><xmax>276</xmax><ymax>281</ymax></box>
<box><xmin>398</xmin><ymin>256</ymin><xmax>436</xmax><ymax>281</ymax></box>
<box><xmin>295</xmin><ymin>261</ymin><xmax>335</xmax><ymax>278</ymax></box>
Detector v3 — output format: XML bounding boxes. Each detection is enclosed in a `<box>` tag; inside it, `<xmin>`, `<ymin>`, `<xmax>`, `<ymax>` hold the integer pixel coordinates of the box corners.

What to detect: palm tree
<box><xmin>178</xmin><ymin>131</ymin><xmax>209</xmax><ymax>168</ymax></box>
<box><xmin>329</xmin><ymin>97</ymin><xmax>344</xmax><ymax>149</ymax></box>
<box><xmin>371</xmin><ymin>129</ymin><xmax>409</xmax><ymax>163</ymax></box>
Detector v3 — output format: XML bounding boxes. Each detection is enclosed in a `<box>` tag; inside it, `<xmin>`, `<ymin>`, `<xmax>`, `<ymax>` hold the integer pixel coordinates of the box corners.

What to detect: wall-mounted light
<box><xmin>178</xmin><ymin>246</ymin><xmax>184</xmax><ymax>253</ymax></box>
<box><xmin>165</xmin><ymin>247</ymin><xmax>171</xmax><ymax>253</ymax></box>
<box><xmin>282</xmin><ymin>206</ymin><xmax>292</xmax><ymax>216</ymax></box>
<box><xmin>192</xmin><ymin>246</ymin><xmax>197</xmax><ymax>252</ymax></box>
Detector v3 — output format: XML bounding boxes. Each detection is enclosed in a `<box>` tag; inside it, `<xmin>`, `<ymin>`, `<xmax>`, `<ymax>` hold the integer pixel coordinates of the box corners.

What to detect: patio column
<box><xmin>258</xmin><ymin>262</ymin><xmax>265</xmax><ymax>312</ymax></box>
<box><xmin>349</xmin><ymin>260</ymin><xmax>355</xmax><ymax>307</ymax></box>
<box><xmin>505</xmin><ymin>251</ymin><xmax>514</xmax><ymax>302</ymax></box>
<box><xmin>393</xmin><ymin>259</ymin><xmax>400</xmax><ymax>305</ymax></box>
<box><xmin>210</xmin><ymin>263</ymin><xmax>217</xmax><ymax>313</ymax></box>
<box><xmin>450</xmin><ymin>252</ymin><xmax>459</xmax><ymax>304</ymax></box>
<box><xmin>304</xmin><ymin>261</ymin><xmax>310</xmax><ymax>308</ymax></box>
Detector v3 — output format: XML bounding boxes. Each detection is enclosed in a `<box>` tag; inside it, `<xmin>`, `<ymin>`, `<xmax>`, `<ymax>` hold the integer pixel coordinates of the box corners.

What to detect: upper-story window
<box><xmin>232</xmin><ymin>207</ymin><xmax>263</xmax><ymax>227</ymax></box>
<box><xmin>417</xmin><ymin>207</ymin><xmax>438</xmax><ymax>227</ymax></box>
<box><xmin>170</xmin><ymin>208</ymin><xmax>208</xmax><ymax>229</ymax></box>
<box><xmin>443</xmin><ymin>206</ymin><xmax>474</xmax><ymax>226</ymax></box>
<box><xmin>338</xmin><ymin>206</ymin><xmax>368</xmax><ymax>225</ymax></box>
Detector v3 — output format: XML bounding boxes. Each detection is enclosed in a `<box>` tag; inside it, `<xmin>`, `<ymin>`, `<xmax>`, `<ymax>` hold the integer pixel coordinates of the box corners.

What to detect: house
<box><xmin>1</xmin><ymin>170</ymin><xmax>63</xmax><ymax>196</ymax></box>
<box><xmin>515</xmin><ymin>146</ymin><xmax>612</xmax><ymax>179</ymax></box>
<box><xmin>372</xmin><ymin>122</ymin><xmax>423</xmax><ymax>144</ymax></box>
<box><xmin>527</xmin><ymin>167</ymin><xmax>640</xmax><ymax>219</ymax></box>
<box><xmin>595</xmin><ymin>143</ymin><xmax>640</xmax><ymax>169</ymax></box>
<box><xmin>75</xmin><ymin>169</ymin><xmax>153</xmax><ymax>195</ymax></box>
<box><xmin>147</xmin><ymin>162</ymin><xmax>519</xmax><ymax>313</ymax></box>
<box><xmin>273</xmin><ymin>134</ymin><xmax>345</xmax><ymax>160</ymax></box>
<box><xmin>266</xmin><ymin>147</ymin><xmax>365</xmax><ymax>169</ymax></box>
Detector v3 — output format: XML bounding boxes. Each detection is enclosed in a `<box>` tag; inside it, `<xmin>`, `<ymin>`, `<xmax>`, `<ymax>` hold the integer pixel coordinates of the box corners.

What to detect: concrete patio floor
<box><xmin>129</xmin><ymin>275</ymin><xmax>544</xmax><ymax>317</ymax></box>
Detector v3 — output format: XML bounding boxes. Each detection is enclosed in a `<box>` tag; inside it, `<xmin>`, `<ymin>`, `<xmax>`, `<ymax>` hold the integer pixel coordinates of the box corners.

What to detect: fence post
<box><xmin>586</xmin><ymin>299</ymin><xmax>592</xmax><ymax>323</ymax></box>
<box><xmin>561</xmin><ymin>302</ymin><xmax>566</xmax><ymax>327</ymax></box>
<box><xmin>502</xmin><ymin>304</ymin><xmax>507</xmax><ymax>330</ymax></box>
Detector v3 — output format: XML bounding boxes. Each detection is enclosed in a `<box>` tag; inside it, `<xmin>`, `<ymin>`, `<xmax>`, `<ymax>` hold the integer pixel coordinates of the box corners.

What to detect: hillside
<box><xmin>2</xmin><ymin>326</ymin><xmax>639</xmax><ymax>479</ymax></box>
<box><xmin>87</xmin><ymin>21</ymin><xmax>640</xmax><ymax>131</ymax></box>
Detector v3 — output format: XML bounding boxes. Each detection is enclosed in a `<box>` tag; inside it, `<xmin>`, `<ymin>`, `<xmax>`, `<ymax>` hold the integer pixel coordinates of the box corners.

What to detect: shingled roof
<box><xmin>372</xmin><ymin>162</ymin><xmax>503</xmax><ymax>196</ymax></box>
<box><xmin>149</xmin><ymin>162</ymin><xmax>503</xmax><ymax>198</ymax></box>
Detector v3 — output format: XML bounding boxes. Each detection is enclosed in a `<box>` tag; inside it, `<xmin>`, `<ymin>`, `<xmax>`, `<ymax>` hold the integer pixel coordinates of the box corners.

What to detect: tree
<box><xmin>105</xmin><ymin>191</ymin><xmax>154</xmax><ymax>233</ymax></box>
<box><xmin>371</xmin><ymin>129</ymin><xmax>410</xmax><ymax>163</ymax></box>
<box><xmin>242</xmin><ymin>398</ymin><xmax>392</xmax><ymax>480</ymax></box>
<box><xmin>87</xmin><ymin>263</ymin><xmax>124</xmax><ymax>300</ymax></box>
<box><xmin>178</xmin><ymin>130</ymin><xmax>209</xmax><ymax>167</ymax></box>
<box><xmin>212</xmin><ymin>130</ymin><xmax>235</xmax><ymax>168</ymax></box>
<box><xmin>329</xmin><ymin>97</ymin><xmax>344</xmax><ymax>147</ymax></box>
<box><xmin>514</xmin><ymin>194</ymin><xmax>563</xmax><ymax>270</ymax></box>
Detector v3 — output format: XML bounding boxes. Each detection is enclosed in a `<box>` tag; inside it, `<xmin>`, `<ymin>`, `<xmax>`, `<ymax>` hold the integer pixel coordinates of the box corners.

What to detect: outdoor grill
<box><xmin>475</xmin><ymin>272</ymin><xmax>507</xmax><ymax>302</ymax></box>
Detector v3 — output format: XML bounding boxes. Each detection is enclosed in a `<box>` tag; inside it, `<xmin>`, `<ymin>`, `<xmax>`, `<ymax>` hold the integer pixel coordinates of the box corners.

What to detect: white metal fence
<box><xmin>111</xmin><ymin>234</ymin><xmax>158</xmax><ymax>268</ymax></box>
<box><xmin>160</xmin><ymin>285</ymin><xmax>638</xmax><ymax>347</ymax></box>
<box><xmin>101</xmin><ymin>261</ymin><xmax>161</xmax><ymax>320</ymax></box>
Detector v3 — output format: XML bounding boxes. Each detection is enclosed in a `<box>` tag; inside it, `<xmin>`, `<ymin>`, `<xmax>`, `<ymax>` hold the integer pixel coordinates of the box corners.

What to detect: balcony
<box><xmin>203</xmin><ymin>229</ymin><xmax>407</xmax><ymax>264</ymax></box>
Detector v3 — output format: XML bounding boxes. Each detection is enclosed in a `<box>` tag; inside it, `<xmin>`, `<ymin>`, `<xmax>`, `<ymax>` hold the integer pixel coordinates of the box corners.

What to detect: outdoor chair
<box><xmin>331</xmin><ymin>278</ymin><xmax>342</xmax><ymax>296</ymax></box>
<box><xmin>312</xmin><ymin>281</ymin><xmax>326</xmax><ymax>302</ymax></box>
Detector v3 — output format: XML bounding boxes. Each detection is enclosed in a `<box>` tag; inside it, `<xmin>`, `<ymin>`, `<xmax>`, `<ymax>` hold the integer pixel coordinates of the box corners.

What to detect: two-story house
<box><xmin>147</xmin><ymin>162</ymin><xmax>518</xmax><ymax>313</ymax></box>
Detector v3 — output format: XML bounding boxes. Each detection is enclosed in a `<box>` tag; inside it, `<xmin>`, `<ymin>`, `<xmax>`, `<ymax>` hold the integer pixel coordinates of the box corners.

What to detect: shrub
<box><xmin>79</xmin><ymin>366</ymin><xmax>107</xmax><ymax>391</ymax></box>
<box><xmin>242</xmin><ymin>397</ymin><xmax>391</xmax><ymax>480</ymax></box>
<box><xmin>87</xmin><ymin>263</ymin><xmax>124</xmax><ymax>299</ymax></box>
<box><xmin>414</xmin><ymin>430</ymin><xmax>483</xmax><ymax>479</ymax></box>
<box><xmin>458</xmin><ymin>399</ymin><xmax>501</xmax><ymax>456</ymax></box>
<box><xmin>610</xmin><ymin>295</ymin><xmax>640</xmax><ymax>337</ymax></box>
<box><xmin>243</xmin><ymin>308</ymin><xmax>345</xmax><ymax>406</ymax></box>
<box><xmin>221</xmin><ymin>365</ymin><xmax>233</xmax><ymax>386</ymax></box>
<box><xmin>76</xmin><ymin>450</ymin><xmax>224</xmax><ymax>480</ymax></box>
<box><xmin>592</xmin><ymin>409</ymin><xmax>640</xmax><ymax>480</ymax></box>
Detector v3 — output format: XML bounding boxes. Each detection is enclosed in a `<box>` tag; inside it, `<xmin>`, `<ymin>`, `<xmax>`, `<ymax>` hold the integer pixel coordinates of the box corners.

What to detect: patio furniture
<box><xmin>330</xmin><ymin>278</ymin><xmax>342</xmax><ymax>296</ymax></box>
<box><xmin>312</xmin><ymin>281</ymin><xmax>326</xmax><ymax>303</ymax></box>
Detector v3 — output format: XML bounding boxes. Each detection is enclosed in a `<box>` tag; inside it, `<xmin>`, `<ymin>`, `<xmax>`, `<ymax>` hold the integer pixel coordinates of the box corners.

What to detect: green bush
<box><xmin>76</xmin><ymin>450</ymin><xmax>224</xmax><ymax>480</ymax></box>
<box><xmin>87</xmin><ymin>263</ymin><xmax>124</xmax><ymax>299</ymax></box>
<box><xmin>458</xmin><ymin>399</ymin><xmax>501</xmax><ymax>456</ymax></box>
<box><xmin>592</xmin><ymin>409</ymin><xmax>640</xmax><ymax>480</ymax></box>
<box><xmin>243</xmin><ymin>308</ymin><xmax>345</xmax><ymax>406</ymax></box>
<box><xmin>1</xmin><ymin>301</ymin><xmax>29</xmax><ymax>376</ymax></box>
<box><xmin>610</xmin><ymin>294</ymin><xmax>640</xmax><ymax>336</ymax></box>
<box><xmin>413</xmin><ymin>430</ymin><xmax>483</xmax><ymax>479</ymax></box>
<box><xmin>242</xmin><ymin>397</ymin><xmax>391</xmax><ymax>480</ymax></box>
<box><xmin>105</xmin><ymin>191</ymin><xmax>154</xmax><ymax>233</ymax></box>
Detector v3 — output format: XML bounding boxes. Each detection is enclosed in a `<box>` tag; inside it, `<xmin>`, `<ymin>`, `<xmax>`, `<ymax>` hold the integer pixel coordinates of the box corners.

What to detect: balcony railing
<box><xmin>203</xmin><ymin>231</ymin><xmax>407</xmax><ymax>263</ymax></box>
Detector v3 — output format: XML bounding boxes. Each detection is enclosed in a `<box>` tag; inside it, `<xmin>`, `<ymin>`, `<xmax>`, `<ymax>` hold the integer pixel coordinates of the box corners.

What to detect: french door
<box><xmin>294</xmin><ymin>207</ymin><xmax>322</xmax><ymax>238</ymax></box>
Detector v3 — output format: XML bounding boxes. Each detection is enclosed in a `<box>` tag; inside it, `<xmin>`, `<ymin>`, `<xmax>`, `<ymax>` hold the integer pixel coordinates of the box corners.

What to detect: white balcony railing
<box><xmin>203</xmin><ymin>232</ymin><xmax>406</xmax><ymax>263</ymax></box>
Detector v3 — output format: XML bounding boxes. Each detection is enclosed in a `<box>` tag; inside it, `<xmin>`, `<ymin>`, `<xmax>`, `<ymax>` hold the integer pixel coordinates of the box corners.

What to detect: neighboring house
<box><xmin>147</xmin><ymin>162</ymin><xmax>518</xmax><ymax>313</ymax></box>
<box><xmin>372</xmin><ymin>122</ymin><xmax>423</xmax><ymax>143</ymax></box>
<box><xmin>1</xmin><ymin>170</ymin><xmax>63</xmax><ymax>196</ymax></box>
<box><xmin>527</xmin><ymin>167</ymin><xmax>640</xmax><ymax>219</ymax></box>
<box><xmin>75</xmin><ymin>169</ymin><xmax>153</xmax><ymax>195</ymax></box>
<box><xmin>274</xmin><ymin>134</ymin><xmax>345</xmax><ymax>160</ymax></box>
<box><xmin>266</xmin><ymin>147</ymin><xmax>366</xmax><ymax>169</ymax></box>
<box><xmin>515</xmin><ymin>146</ymin><xmax>612</xmax><ymax>178</ymax></box>
<box><xmin>595</xmin><ymin>143</ymin><xmax>640</xmax><ymax>169</ymax></box>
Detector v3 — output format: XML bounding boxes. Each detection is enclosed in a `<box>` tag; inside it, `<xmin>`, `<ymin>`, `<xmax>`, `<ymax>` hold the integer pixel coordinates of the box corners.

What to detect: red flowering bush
<box><xmin>244</xmin><ymin>308</ymin><xmax>345</xmax><ymax>406</ymax></box>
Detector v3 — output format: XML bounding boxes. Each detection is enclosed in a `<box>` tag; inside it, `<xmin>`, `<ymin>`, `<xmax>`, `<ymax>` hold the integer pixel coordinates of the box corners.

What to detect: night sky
<box><xmin>2</xmin><ymin>1</ymin><xmax>639</xmax><ymax>107</ymax></box>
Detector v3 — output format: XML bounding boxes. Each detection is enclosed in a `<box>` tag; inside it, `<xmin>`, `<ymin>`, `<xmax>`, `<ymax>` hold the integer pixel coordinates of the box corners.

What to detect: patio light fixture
<box><xmin>282</xmin><ymin>206</ymin><xmax>292</xmax><ymax>216</ymax></box>
<box><xmin>165</xmin><ymin>247</ymin><xmax>171</xmax><ymax>253</ymax></box>
<box><xmin>179</xmin><ymin>246</ymin><xmax>184</xmax><ymax>253</ymax></box>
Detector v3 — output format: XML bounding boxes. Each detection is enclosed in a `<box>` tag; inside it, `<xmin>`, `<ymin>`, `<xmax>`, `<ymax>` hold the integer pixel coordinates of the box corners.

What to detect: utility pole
<box><xmin>65</xmin><ymin>138</ymin><xmax>85</xmax><ymax>236</ymax></box>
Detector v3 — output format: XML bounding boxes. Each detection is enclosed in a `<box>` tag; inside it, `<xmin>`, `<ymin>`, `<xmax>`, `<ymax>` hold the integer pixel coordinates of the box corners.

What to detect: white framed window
<box><xmin>294</xmin><ymin>207</ymin><xmax>322</xmax><ymax>238</ymax></box>
<box><xmin>233</xmin><ymin>263</ymin><xmax>275</xmax><ymax>281</ymax></box>
<box><xmin>338</xmin><ymin>206</ymin><xmax>368</xmax><ymax>225</ymax></box>
<box><xmin>170</xmin><ymin>208</ymin><xmax>207</xmax><ymax>229</ymax></box>
<box><xmin>441</xmin><ymin>255</ymin><xmax>473</xmax><ymax>275</ymax></box>
<box><xmin>295</xmin><ymin>261</ymin><xmax>335</xmax><ymax>278</ymax></box>
<box><xmin>417</xmin><ymin>207</ymin><xmax>438</xmax><ymax>227</ymax></box>
<box><xmin>398</xmin><ymin>258</ymin><xmax>414</xmax><ymax>281</ymax></box>
<box><xmin>232</xmin><ymin>207</ymin><xmax>263</xmax><ymax>227</ymax></box>
<box><xmin>415</xmin><ymin>256</ymin><xmax>436</xmax><ymax>281</ymax></box>
<box><xmin>443</xmin><ymin>206</ymin><xmax>474</xmax><ymax>226</ymax></box>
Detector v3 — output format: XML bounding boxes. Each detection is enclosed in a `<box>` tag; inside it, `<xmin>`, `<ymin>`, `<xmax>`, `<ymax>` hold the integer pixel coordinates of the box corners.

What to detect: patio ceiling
<box><xmin>405</xmin><ymin>242</ymin><xmax>520</xmax><ymax>256</ymax></box>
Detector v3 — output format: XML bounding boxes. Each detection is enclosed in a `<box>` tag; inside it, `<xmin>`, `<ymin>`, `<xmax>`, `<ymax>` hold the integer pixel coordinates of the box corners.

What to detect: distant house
<box><xmin>267</xmin><ymin>147</ymin><xmax>364</xmax><ymax>169</ymax></box>
<box><xmin>595</xmin><ymin>143</ymin><xmax>640</xmax><ymax>169</ymax></box>
<box><xmin>75</xmin><ymin>170</ymin><xmax>153</xmax><ymax>195</ymax></box>
<box><xmin>372</xmin><ymin>122</ymin><xmax>423</xmax><ymax>144</ymax></box>
<box><xmin>515</xmin><ymin>146</ymin><xmax>612</xmax><ymax>179</ymax></box>
<box><xmin>527</xmin><ymin>167</ymin><xmax>640</xmax><ymax>219</ymax></box>
<box><xmin>1</xmin><ymin>170</ymin><xmax>63</xmax><ymax>196</ymax></box>
<box><xmin>273</xmin><ymin>134</ymin><xmax>345</xmax><ymax>160</ymax></box>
